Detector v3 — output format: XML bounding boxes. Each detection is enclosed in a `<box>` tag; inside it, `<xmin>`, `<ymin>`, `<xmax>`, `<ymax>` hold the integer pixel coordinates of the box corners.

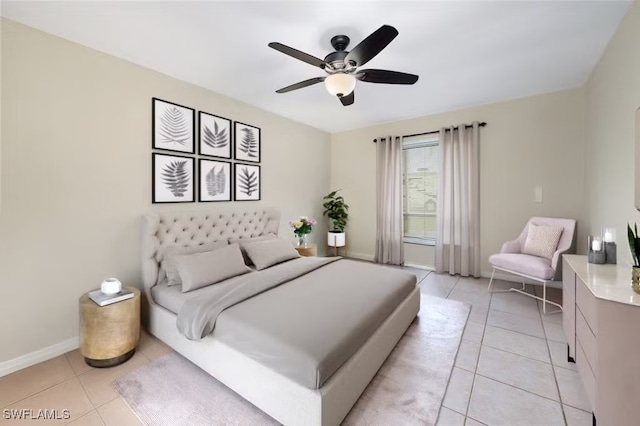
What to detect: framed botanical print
<box><xmin>152</xmin><ymin>153</ymin><xmax>195</xmax><ymax>203</ymax></box>
<box><xmin>198</xmin><ymin>159</ymin><xmax>232</xmax><ymax>202</ymax></box>
<box><xmin>152</xmin><ymin>98</ymin><xmax>195</xmax><ymax>154</ymax></box>
<box><xmin>234</xmin><ymin>163</ymin><xmax>261</xmax><ymax>201</ymax></box>
<box><xmin>199</xmin><ymin>112</ymin><xmax>232</xmax><ymax>159</ymax></box>
<box><xmin>234</xmin><ymin>121</ymin><xmax>261</xmax><ymax>163</ymax></box>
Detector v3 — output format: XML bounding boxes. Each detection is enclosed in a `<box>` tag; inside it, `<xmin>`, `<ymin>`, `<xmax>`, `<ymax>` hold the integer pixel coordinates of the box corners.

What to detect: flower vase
<box><xmin>297</xmin><ymin>234</ymin><xmax>309</xmax><ymax>248</ymax></box>
<box><xmin>632</xmin><ymin>267</ymin><xmax>640</xmax><ymax>295</ymax></box>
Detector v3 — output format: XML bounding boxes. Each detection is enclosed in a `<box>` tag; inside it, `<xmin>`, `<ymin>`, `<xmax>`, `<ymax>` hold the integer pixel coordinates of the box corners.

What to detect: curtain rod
<box><xmin>373</xmin><ymin>122</ymin><xmax>487</xmax><ymax>143</ymax></box>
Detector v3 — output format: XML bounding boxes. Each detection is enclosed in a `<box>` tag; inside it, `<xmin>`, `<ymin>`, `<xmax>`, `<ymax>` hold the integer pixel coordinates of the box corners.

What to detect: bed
<box><xmin>141</xmin><ymin>208</ymin><xmax>420</xmax><ymax>425</ymax></box>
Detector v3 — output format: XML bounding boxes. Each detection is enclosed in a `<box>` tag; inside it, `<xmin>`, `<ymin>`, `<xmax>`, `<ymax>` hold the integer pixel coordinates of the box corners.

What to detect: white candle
<box><xmin>592</xmin><ymin>240</ymin><xmax>602</xmax><ymax>251</ymax></box>
<box><xmin>604</xmin><ymin>231</ymin><xmax>613</xmax><ymax>243</ymax></box>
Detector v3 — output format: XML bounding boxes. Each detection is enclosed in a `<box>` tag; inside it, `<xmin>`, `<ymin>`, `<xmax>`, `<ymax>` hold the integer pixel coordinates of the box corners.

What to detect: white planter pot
<box><xmin>327</xmin><ymin>232</ymin><xmax>346</xmax><ymax>247</ymax></box>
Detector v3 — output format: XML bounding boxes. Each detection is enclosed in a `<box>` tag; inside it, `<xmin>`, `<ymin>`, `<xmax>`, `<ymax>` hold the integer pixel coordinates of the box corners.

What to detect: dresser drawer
<box><xmin>562</xmin><ymin>261</ymin><xmax>576</xmax><ymax>358</ymax></box>
<box><xmin>576</xmin><ymin>308</ymin><xmax>597</xmax><ymax>375</ymax></box>
<box><xmin>576</xmin><ymin>277</ymin><xmax>598</xmax><ymax>335</ymax></box>
<box><xmin>576</xmin><ymin>340</ymin><xmax>596</xmax><ymax>411</ymax></box>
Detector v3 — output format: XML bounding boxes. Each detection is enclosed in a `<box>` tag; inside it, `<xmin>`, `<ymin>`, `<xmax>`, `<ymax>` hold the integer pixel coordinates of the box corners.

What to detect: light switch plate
<box><xmin>535</xmin><ymin>186</ymin><xmax>543</xmax><ymax>203</ymax></box>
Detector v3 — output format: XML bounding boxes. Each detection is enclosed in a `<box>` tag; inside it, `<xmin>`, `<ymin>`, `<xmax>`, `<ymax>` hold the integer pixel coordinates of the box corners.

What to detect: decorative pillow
<box><xmin>162</xmin><ymin>240</ymin><xmax>228</xmax><ymax>286</ymax></box>
<box><xmin>174</xmin><ymin>244</ymin><xmax>252</xmax><ymax>293</ymax></box>
<box><xmin>522</xmin><ymin>224</ymin><xmax>564</xmax><ymax>259</ymax></box>
<box><xmin>229</xmin><ymin>233</ymin><xmax>277</xmax><ymax>265</ymax></box>
<box><xmin>243</xmin><ymin>238</ymin><xmax>301</xmax><ymax>271</ymax></box>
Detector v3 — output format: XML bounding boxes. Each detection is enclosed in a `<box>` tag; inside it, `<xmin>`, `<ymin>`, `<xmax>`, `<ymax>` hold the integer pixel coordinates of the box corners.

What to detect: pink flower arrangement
<box><xmin>289</xmin><ymin>216</ymin><xmax>316</xmax><ymax>236</ymax></box>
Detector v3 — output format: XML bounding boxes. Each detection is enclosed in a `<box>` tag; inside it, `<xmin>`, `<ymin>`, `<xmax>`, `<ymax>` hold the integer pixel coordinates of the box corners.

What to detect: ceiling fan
<box><xmin>268</xmin><ymin>25</ymin><xmax>419</xmax><ymax>106</ymax></box>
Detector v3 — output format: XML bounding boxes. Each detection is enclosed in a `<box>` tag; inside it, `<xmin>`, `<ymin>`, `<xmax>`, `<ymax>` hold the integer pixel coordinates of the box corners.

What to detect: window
<box><xmin>402</xmin><ymin>134</ymin><xmax>439</xmax><ymax>245</ymax></box>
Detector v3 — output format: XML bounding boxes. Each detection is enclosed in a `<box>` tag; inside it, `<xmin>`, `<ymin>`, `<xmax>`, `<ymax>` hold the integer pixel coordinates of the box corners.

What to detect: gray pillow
<box><xmin>229</xmin><ymin>233</ymin><xmax>277</xmax><ymax>265</ymax></box>
<box><xmin>162</xmin><ymin>240</ymin><xmax>228</xmax><ymax>286</ymax></box>
<box><xmin>243</xmin><ymin>238</ymin><xmax>301</xmax><ymax>271</ymax></box>
<box><xmin>174</xmin><ymin>243</ymin><xmax>252</xmax><ymax>293</ymax></box>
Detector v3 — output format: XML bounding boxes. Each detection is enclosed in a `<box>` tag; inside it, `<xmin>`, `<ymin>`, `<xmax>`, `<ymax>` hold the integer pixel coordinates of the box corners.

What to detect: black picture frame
<box><xmin>198</xmin><ymin>112</ymin><xmax>232</xmax><ymax>159</ymax></box>
<box><xmin>198</xmin><ymin>159</ymin><xmax>232</xmax><ymax>202</ymax></box>
<box><xmin>234</xmin><ymin>121</ymin><xmax>261</xmax><ymax>163</ymax></box>
<box><xmin>234</xmin><ymin>163</ymin><xmax>261</xmax><ymax>201</ymax></box>
<box><xmin>152</xmin><ymin>153</ymin><xmax>196</xmax><ymax>203</ymax></box>
<box><xmin>152</xmin><ymin>98</ymin><xmax>195</xmax><ymax>154</ymax></box>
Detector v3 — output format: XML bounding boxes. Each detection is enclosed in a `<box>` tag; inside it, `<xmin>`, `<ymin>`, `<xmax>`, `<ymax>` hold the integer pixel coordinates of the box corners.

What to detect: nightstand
<box><xmin>295</xmin><ymin>243</ymin><xmax>317</xmax><ymax>257</ymax></box>
<box><xmin>79</xmin><ymin>286</ymin><xmax>140</xmax><ymax>367</ymax></box>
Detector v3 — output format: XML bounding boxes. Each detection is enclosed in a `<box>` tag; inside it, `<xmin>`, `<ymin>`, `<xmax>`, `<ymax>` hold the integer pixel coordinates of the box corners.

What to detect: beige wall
<box><xmin>0</xmin><ymin>19</ymin><xmax>330</xmax><ymax>362</ymax></box>
<box><xmin>584</xmin><ymin>1</ymin><xmax>640</xmax><ymax>265</ymax></box>
<box><xmin>330</xmin><ymin>88</ymin><xmax>587</xmax><ymax>273</ymax></box>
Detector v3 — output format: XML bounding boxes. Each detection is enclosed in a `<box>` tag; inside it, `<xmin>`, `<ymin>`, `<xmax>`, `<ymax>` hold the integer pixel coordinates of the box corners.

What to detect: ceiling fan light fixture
<box><xmin>324</xmin><ymin>73</ymin><xmax>356</xmax><ymax>97</ymax></box>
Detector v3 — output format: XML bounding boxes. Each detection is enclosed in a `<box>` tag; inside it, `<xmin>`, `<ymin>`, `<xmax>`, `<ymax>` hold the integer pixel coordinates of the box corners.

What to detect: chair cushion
<box><xmin>522</xmin><ymin>224</ymin><xmax>563</xmax><ymax>259</ymax></box>
<box><xmin>489</xmin><ymin>253</ymin><xmax>555</xmax><ymax>280</ymax></box>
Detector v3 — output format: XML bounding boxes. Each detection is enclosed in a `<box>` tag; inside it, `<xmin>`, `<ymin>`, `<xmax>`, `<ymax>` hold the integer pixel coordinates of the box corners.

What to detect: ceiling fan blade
<box><xmin>339</xmin><ymin>91</ymin><xmax>354</xmax><ymax>106</ymax></box>
<box><xmin>344</xmin><ymin>25</ymin><xmax>398</xmax><ymax>67</ymax></box>
<box><xmin>268</xmin><ymin>42</ymin><xmax>327</xmax><ymax>69</ymax></box>
<box><xmin>356</xmin><ymin>69</ymin><xmax>419</xmax><ymax>85</ymax></box>
<box><xmin>275</xmin><ymin>77</ymin><xmax>326</xmax><ymax>94</ymax></box>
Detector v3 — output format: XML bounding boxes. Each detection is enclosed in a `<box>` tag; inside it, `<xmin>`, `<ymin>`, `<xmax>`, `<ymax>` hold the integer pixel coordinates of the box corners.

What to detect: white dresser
<box><xmin>562</xmin><ymin>255</ymin><xmax>640</xmax><ymax>426</ymax></box>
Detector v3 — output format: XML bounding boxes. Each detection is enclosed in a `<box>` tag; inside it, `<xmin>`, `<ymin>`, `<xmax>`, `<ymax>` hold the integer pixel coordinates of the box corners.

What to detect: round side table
<box><xmin>295</xmin><ymin>243</ymin><xmax>318</xmax><ymax>257</ymax></box>
<box><xmin>79</xmin><ymin>286</ymin><xmax>140</xmax><ymax>367</ymax></box>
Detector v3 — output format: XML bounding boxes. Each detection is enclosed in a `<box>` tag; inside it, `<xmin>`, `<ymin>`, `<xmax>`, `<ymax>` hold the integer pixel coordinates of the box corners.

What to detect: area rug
<box><xmin>114</xmin><ymin>295</ymin><xmax>470</xmax><ymax>426</ymax></box>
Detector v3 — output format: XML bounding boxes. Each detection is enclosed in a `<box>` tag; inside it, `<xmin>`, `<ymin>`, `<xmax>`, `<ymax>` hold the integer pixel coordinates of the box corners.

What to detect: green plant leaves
<box><xmin>323</xmin><ymin>189</ymin><xmax>349</xmax><ymax>232</ymax></box>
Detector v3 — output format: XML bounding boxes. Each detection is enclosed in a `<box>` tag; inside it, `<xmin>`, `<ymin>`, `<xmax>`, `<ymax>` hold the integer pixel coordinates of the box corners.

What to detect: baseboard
<box><xmin>0</xmin><ymin>336</ymin><xmax>79</xmax><ymax>378</ymax></box>
<box><xmin>346</xmin><ymin>253</ymin><xmax>434</xmax><ymax>271</ymax></box>
<box><xmin>345</xmin><ymin>252</ymin><xmax>375</xmax><ymax>262</ymax></box>
<box><xmin>404</xmin><ymin>263</ymin><xmax>435</xmax><ymax>271</ymax></box>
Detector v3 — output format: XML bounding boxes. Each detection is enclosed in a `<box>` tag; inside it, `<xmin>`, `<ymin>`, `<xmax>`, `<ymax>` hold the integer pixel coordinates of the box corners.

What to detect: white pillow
<box><xmin>522</xmin><ymin>224</ymin><xmax>564</xmax><ymax>259</ymax></box>
<box><xmin>162</xmin><ymin>240</ymin><xmax>229</xmax><ymax>286</ymax></box>
<box><xmin>243</xmin><ymin>238</ymin><xmax>300</xmax><ymax>271</ymax></box>
<box><xmin>229</xmin><ymin>233</ymin><xmax>277</xmax><ymax>265</ymax></box>
<box><xmin>174</xmin><ymin>243</ymin><xmax>251</xmax><ymax>293</ymax></box>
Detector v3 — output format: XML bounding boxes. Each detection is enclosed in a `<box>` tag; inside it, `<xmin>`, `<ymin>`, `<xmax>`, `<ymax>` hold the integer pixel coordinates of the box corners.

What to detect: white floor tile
<box><xmin>542</xmin><ymin>320</ymin><xmax>567</xmax><ymax>343</ymax></box>
<box><xmin>462</xmin><ymin>321</ymin><xmax>485</xmax><ymax>344</ymax></box>
<box><xmin>448</xmin><ymin>287</ymin><xmax>492</xmax><ymax>308</ymax></box>
<box><xmin>487</xmin><ymin>309</ymin><xmax>545</xmax><ymax>338</ymax></box>
<box><xmin>468</xmin><ymin>376</ymin><xmax>564</xmax><ymax>426</ymax></box>
<box><xmin>490</xmin><ymin>292</ymin><xmax>541</xmax><ymax>318</ymax></box>
<box><xmin>554</xmin><ymin>366</ymin><xmax>592</xmax><ymax>412</ymax></box>
<box><xmin>563</xmin><ymin>405</ymin><xmax>592</xmax><ymax>426</ymax></box>
<box><xmin>436</xmin><ymin>407</ymin><xmax>466</xmax><ymax>426</ymax></box>
<box><xmin>547</xmin><ymin>340</ymin><xmax>578</xmax><ymax>372</ymax></box>
<box><xmin>442</xmin><ymin>368</ymin><xmax>475</xmax><ymax>415</ymax></box>
<box><xmin>455</xmin><ymin>341</ymin><xmax>481</xmax><ymax>372</ymax></box>
<box><xmin>476</xmin><ymin>346</ymin><xmax>559</xmax><ymax>401</ymax></box>
<box><xmin>465</xmin><ymin>418</ymin><xmax>486</xmax><ymax>426</ymax></box>
<box><xmin>468</xmin><ymin>305</ymin><xmax>489</xmax><ymax>325</ymax></box>
<box><xmin>482</xmin><ymin>326</ymin><xmax>550</xmax><ymax>363</ymax></box>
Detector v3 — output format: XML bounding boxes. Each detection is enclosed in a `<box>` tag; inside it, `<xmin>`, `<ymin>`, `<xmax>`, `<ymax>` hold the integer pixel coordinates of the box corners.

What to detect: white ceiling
<box><xmin>2</xmin><ymin>1</ymin><xmax>631</xmax><ymax>133</ymax></box>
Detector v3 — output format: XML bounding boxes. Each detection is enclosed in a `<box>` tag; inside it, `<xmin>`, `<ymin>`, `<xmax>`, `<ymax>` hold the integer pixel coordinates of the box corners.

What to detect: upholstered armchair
<box><xmin>487</xmin><ymin>217</ymin><xmax>576</xmax><ymax>313</ymax></box>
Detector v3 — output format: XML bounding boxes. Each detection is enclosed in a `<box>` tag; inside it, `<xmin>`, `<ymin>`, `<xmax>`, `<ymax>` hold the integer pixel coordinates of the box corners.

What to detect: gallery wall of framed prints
<box><xmin>151</xmin><ymin>98</ymin><xmax>261</xmax><ymax>203</ymax></box>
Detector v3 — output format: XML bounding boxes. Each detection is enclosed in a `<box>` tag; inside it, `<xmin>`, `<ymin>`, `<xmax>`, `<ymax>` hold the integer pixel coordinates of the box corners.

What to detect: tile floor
<box><xmin>0</xmin><ymin>267</ymin><xmax>592</xmax><ymax>426</ymax></box>
<box><xmin>413</xmin><ymin>270</ymin><xmax>593</xmax><ymax>426</ymax></box>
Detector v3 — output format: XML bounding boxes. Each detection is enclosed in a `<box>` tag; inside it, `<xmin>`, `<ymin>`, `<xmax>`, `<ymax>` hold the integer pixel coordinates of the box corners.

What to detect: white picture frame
<box><xmin>152</xmin><ymin>153</ymin><xmax>195</xmax><ymax>203</ymax></box>
<box><xmin>234</xmin><ymin>163</ymin><xmax>261</xmax><ymax>201</ymax></box>
<box><xmin>152</xmin><ymin>98</ymin><xmax>195</xmax><ymax>154</ymax></box>
<box><xmin>199</xmin><ymin>159</ymin><xmax>232</xmax><ymax>202</ymax></box>
<box><xmin>199</xmin><ymin>112</ymin><xmax>232</xmax><ymax>159</ymax></box>
<box><xmin>234</xmin><ymin>121</ymin><xmax>261</xmax><ymax>163</ymax></box>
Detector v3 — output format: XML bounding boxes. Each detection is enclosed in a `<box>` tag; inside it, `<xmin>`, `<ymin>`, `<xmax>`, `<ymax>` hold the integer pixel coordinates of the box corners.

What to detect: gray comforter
<box><xmin>177</xmin><ymin>256</ymin><xmax>339</xmax><ymax>340</ymax></box>
<box><xmin>176</xmin><ymin>257</ymin><xmax>417</xmax><ymax>389</ymax></box>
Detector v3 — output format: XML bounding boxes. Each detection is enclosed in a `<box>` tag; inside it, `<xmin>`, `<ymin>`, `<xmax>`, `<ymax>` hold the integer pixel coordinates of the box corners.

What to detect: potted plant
<box><xmin>627</xmin><ymin>223</ymin><xmax>640</xmax><ymax>294</ymax></box>
<box><xmin>323</xmin><ymin>189</ymin><xmax>349</xmax><ymax>248</ymax></box>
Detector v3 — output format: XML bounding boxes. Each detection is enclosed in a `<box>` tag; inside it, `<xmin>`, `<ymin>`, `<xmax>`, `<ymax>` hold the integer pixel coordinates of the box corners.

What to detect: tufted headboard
<box><xmin>141</xmin><ymin>208</ymin><xmax>280</xmax><ymax>293</ymax></box>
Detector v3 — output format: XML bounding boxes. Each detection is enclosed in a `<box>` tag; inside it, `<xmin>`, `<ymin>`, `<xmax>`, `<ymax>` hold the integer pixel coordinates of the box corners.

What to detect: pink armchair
<box><xmin>487</xmin><ymin>217</ymin><xmax>576</xmax><ymax>313</ymax></box>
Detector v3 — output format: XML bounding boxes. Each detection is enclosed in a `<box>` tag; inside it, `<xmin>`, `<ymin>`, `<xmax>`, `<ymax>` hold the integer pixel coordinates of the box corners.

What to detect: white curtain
<box><xmin>374</xmin><ymin>136</ymin><xmax>404</xmax><ymax>265</ymax></box>
<box><xmin>435</xmin><ymin>123</ymin><xmax>481</xmax><ymax>277</ymax></box>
